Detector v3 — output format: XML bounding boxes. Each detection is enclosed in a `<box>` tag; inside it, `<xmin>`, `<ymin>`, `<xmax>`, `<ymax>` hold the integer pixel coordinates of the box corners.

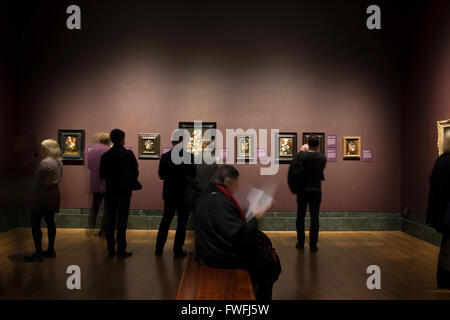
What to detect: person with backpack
<box><xmin>288</xmin><ymin>135</ymin><xmax>326</xmax><ymax>252</ymax></box>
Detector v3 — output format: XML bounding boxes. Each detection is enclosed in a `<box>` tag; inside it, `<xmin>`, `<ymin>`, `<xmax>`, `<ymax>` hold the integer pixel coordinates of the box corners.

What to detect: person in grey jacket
<box><xmin>25</xmin><ymin>139</ymin><xmax>63</xmax><ymax>261</ymax></box>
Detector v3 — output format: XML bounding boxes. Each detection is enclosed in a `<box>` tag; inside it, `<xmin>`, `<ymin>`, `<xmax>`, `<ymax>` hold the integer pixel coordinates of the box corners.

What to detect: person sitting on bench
<box><xmin>194</xmin><ymin>165</ymin><xmax>281</xmax><ymax>301</ymax></box>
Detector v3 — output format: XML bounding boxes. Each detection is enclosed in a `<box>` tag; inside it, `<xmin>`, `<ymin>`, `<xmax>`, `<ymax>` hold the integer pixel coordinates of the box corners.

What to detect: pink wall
<box><xmin>17</xmin><ymin>1</ymin><xmax>402</xmax><ymax>212</ymax></box>
<box><xmin>401</xmin><ymin>1</ymin><xmax>450</xmax><ymax>218</ymax></box>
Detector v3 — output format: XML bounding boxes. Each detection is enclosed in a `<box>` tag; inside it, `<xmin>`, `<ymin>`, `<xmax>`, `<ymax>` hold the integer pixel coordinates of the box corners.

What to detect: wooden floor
<box><xmin>0</xmin><ymin>229</ymin><xmax>449</xmax><ymax>300</ymax></box>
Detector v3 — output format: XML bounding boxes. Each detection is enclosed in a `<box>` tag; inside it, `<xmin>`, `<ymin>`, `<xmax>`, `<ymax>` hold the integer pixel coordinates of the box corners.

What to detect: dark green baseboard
<box><xmin>0</xmin><ymin>210</ymin><xmax>20</xmax><ymax>233</ymax></box>
<box><xmin>2</xmin><ymin>209</ymin><xmax>443</xmax><ymax>246</ymax></box>
<box><xmin>400</xmin><ymin>216</ymin><xmax>442</xmax><ymax>246</ymax></box>
<box><xmin>8</xmin><ymin>209</ymin><xmax>401</xmax><ymax>232</ymax></box>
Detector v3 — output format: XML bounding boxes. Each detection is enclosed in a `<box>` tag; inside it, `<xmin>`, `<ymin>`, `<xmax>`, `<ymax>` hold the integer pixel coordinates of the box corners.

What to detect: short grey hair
<box><xmin>41</xmin><ymin>139</ymin><xmax>62</xmax><ymax>160</ymax></box>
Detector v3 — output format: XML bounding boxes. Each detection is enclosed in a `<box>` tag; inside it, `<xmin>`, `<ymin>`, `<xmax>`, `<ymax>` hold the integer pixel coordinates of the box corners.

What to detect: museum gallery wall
<box><xmin>14</xmin><ymin>1</ymin><xmax>404</xmax><ymax>213</ymax></box>
<box><xmin>401</xmin><ymin>1</ymin><xmax>450</xmax><ymax>219</ymax></box>
<box><xmin>0</xmin><ymin>6</ymin><xmax>20</xmax><ymax>216</ymax></box>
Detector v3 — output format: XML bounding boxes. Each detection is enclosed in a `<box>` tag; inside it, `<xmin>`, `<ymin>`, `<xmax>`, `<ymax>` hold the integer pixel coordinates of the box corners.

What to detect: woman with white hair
<box><xmin>25</xmin><ymin>139</ymin><xmax>63</xmax><ymax>261</ymax></box>
<box><xmin>426</xmin><ymin>137</ymin><xmax>450</xmax><ymax>288</ymax></box>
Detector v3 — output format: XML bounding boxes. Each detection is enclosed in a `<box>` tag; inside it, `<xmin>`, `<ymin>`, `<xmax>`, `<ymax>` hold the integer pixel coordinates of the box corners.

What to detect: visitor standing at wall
<box><xmin>100</xmin><ymin>129</ymin><xmax>140</xmax><ymax>258</ymax></box>
<box><xmin>87</xmin><ymin>132</ymin><xmax>110</xmax><ymax>237</ymax></box>
<box><xmin>155</xmin><ymin>136</ymin><xmax>196</xmax><ymax>258</ymax></box>
<box><xmin>25</xmin><ymin>139</ymin><xmax>63</xmax><ymax>261</ymax></box>
<box><xmin>290</xmin><ymin>135</ymin><xmax>326</xmax><ymax>252</ymax></box>
<box><xmin>426</xmin><ymin>138</ymin><xmax>450</xmax><ymax>289</ymax></box>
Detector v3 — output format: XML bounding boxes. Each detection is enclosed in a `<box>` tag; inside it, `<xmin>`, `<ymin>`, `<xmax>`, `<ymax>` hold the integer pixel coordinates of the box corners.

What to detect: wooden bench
<box><xmin>175</xmin><ymin>252</ymin><xmax>255</xmax><ymax>300</ymax></box>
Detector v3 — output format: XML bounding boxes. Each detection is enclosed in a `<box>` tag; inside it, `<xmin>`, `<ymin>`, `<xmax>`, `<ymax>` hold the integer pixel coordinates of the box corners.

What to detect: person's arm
<box><xmin>87</xmin><ymin>148</ymin><xmax>93</xmax><ymax>171</ymax></box>
<box><xmin>158</xmin><ymin>154</ymin><xmax>167</xmax><ymax>180</ymax></box>
<box><xmin>214</xmin><ymin>201</ymin><xmax>257</xmax><ymax>251</ymax></box>
<box><xmin>33</xmin><ymin>160</ymin><xmax>49</xmax><ymax>188</ymax></box>
<box><xmin>190</xmin><ymin>153</ymin><xmax>196</xmax><ymax>178</ymax></box>
<box><xmin>99</xmin><ymin>154</ymin><xmax>108</xmax><ymax>180</ymax></box>
<box><xmin>129</xmin><ymin>151</ymin><xmax>139</xmax><ymax>179</ymax></box>
<box><xmin>321</xmin><ymin>156</ymin><xmax>327</xmax><ymax>181</ymax></box>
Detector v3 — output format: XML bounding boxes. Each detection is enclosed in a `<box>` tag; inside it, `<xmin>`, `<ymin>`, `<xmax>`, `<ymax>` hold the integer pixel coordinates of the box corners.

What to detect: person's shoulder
<box><xmin>40</xmin><ymin>157</ymin><xmax>53</xmax><ymax>167</ymax></box>
<box><xmin>435</xmin><ymin>153</ymin><xmax>450</xmax><ymax>166</ymax></box>
<box><xmin>100</xmin><ymin>144</ymin><xmax>111</xmax><ymax>152</ymax></box>
<box><xmin>295</xmin><ymin>151</ymin><xmax>305</xmax><ymax>159</ymax></box>
<box><xmin>101</xmin><ymin>148</ymin><xmax>113</xmax><ymax>159</ymax></box>
<box><xmin>161</xmin><ymin>150</ymin><xmax>171</xmax><ymax>160</ymax></box>
<box><xmin>40</xmin><ymin>157</ymin><xmax>60</xmax><ymax>170</ymax></box>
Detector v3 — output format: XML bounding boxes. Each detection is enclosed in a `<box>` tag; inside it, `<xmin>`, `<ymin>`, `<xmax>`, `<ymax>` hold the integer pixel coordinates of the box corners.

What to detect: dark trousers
<box><xmin>88</xmin><ymin>193</ymin><xmax>107</xmax><ymax>232</ymax></box>
<box><xmin>156</xmin><ymin>199</ymin><xmax>189</xmax><ymax>252</ymax></box>
<box><xmin>296</xmin><ymin>191</ymin><xmax>322</xmax><ymax>247</ymax></box>
<box><xmin>31</xmin><ymin>210</ymin><xmax>56</xmax><ymax>253</ymax></box>
<box><xmin>249</xmin><ymin>269</ymin><xmax>275</xmax><ymax>301</ymax></box>
<box><xmin>437</xmin><ymin>233</ymin><xmax>450</xmax><ymax>289</ymax></box>
<box><xmin>245</xmin><ymin>248</ymin><xmax>281</xmax><ymax>301</ymax></box>
<box><xmin>105</xmin><ymin>195</ymin><xmax>131</xmax><ymax>253</ymax></box>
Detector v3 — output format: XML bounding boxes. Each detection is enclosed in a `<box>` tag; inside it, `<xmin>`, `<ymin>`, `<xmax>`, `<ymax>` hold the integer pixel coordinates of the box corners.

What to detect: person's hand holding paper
<box><xmin>245</xmin><ymin>187</ymin><xmax>274</xmax><ymax>221</ymax></box>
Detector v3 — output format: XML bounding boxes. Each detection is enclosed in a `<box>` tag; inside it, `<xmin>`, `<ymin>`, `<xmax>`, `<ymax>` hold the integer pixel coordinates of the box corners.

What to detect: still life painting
<box><xmin>138</xmin><ymin>133</ymin><xmax>160</xmax><ymax>159</ymax></box>
<box><xmin>343</xmin><ymin>136</ymin><xmax>361</xmax><ymax>160</ymax></box>
<box><xmin>179</xmin><ymin>122</ymin><xmax>216</xmax><ymax>155</ymax></box>
<box><xmin>58</xmin><ymin>129</ymin><xmax>85</xmax><ymax>164</ymax></box>
<box><xmin>277</xmin><ymin>132</ymin><xmax>297</xmax><ymax>163</ymax></box>
<box><xmin>236</xmin><ymin>134</ymin><xmax>255</xmax><ymax>162</ymax></box>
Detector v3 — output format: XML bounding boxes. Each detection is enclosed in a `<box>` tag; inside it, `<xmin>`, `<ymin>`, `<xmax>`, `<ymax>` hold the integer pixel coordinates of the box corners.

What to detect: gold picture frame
<box><xmin>343</xmin><ymin>136</ymin><xmax>361</xmax><ymax>160</ymax></box>
<box><xmin>276</xmin><ymin>132</ymin><xmax>297</xmax><ymax>164</ymax></box>
<box><xmin>437</xmin><ymin>119</ymin><xmax>450</xmax><ymax>156</ymax></box>
<box><xmin>138</xmin><ymin>133</ymin><xmax>161</xmax><ymax>159</ymax></box>
<box><xmin>236</xmin><ymin>134</ymin><xmax>256</xmax><ymax>162</ymax></box>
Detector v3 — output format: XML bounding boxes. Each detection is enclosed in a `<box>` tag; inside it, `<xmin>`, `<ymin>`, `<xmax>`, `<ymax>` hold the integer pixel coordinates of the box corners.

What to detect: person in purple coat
<box><xmin>87</xmin><ymin>133</ymin><xmax>110</xmax><ymax>237</ymax></box>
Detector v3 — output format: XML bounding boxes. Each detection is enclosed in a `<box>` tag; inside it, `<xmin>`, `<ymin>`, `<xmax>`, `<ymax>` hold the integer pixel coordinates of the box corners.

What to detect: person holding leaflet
<box><xmin>194</xmin><ymin>165</ymin><xmax>281</xmax><ymax>301</ymax></box>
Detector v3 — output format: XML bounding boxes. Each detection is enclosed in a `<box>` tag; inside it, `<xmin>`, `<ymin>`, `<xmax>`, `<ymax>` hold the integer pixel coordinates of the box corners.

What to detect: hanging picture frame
<box><xmin>58</xmin><ymin>129</ymin><xmax>85</xmax><ymax>165</ymax></box>
<box><xmin>138</xmin><ymin>133</ymin><xmax>161</xmax><ymax>159</ymax></box>
<box><xmin>343</xmin><ymin>136</ymin><xmax>361</xmax><ymax>160</ymax></box>
<box><xmin>437</xmin><ymin>119</ymin><xmax>450</xmax><ymax>156</ymax></box>
<box><xmin>302</xmin><ymin>132</ymin><xmax>325</xmax><ymax>155</ymax></box>
<box><xmin>276</xmin><ymin>132</ymin><xmax>297</xmax><ymax>164</ymax></box>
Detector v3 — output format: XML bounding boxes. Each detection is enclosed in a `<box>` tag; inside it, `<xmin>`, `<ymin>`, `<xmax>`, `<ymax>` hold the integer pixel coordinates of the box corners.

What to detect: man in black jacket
<box><xmin>155</xmin><ymin>137</ymin><xmax>196</xmax><ymax>258</ymax></box>
<box><xmin>100</xmin><ymin>129</ymin><xmax>139</xmax><ymax>258</ymax></box>
<box><xmin>295</xmin><ymin>135</ymin><xmax>326</xmax><ymax>252</ymax></box>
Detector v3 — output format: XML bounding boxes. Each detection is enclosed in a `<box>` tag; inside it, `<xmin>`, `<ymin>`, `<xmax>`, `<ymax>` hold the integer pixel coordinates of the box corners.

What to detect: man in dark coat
<box><xmin>295</xmin><ymin>135</ymin><xmax>326</xmax><ymax>252</ymax></box>
<box><xmin>155</xmin><ymin>137</ymin><xmax>196</xmax><ymax>258</ymax></box>
<box><xmin>100</xmin><ymin>129</ymin><xmax>139</xmax><ymax>258</ymax></box>
<box><xmin>195</xmin><ymin>165</ymin><xmax>281</xmax><ymax>301</ymax></box>
<box><xmin>426</xmin><ymin>139</ymin><xmax>450</xmax><ymax>289</ymax></box>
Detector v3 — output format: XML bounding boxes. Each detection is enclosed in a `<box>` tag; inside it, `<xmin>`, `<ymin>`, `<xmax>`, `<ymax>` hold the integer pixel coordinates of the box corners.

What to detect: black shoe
<box><xmin>98</xmin><ymin>230</ymin><xmax>106</xmax><ymax>238</ymax></box>
<box><xmin>108</xmin><ymin>250</ymin><xmax>116</xmax><ymax>258</ymax></box>
<box><xmin>310</xmin><ymin>246</ymin><xmax>318</xmax><ymax>252</ymax></box>
<box><xmin>173</xmin><ymin>250</ymin><xmax>187</xmax><ymax>258</ymax></box>
<box><xmin>43</xmin><ymin>250</ymin><xmax>56</xmax><ymax>258</ymax></box>
<box><xmin>24</xmin><ymin>252</ymin><xmax>44</xmax><ymax>262</ymax></box>
<box><xmin>117</xmin><ymin>250</ymin><xmax>133</xmax><ymax>258</ymax></box>
<box><xmin>295</xmin><ymin>242</ymin><xmax>304</xmax><ymax>250</ymax></box>
<box><xmin>155</xmin><ymin>249</ymin><xmax>163</xmax><ymax>256</ymax></box>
